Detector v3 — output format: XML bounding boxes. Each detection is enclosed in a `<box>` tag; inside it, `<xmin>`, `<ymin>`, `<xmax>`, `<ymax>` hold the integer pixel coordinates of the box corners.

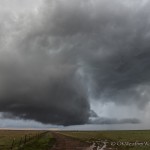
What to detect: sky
<box><xmin>0</xmin><ymin>0</ymin><xmax>150</xmax><ymax>130</ymax></box>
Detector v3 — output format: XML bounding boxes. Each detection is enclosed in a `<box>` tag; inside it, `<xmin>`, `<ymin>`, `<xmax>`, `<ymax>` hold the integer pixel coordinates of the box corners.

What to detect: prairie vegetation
<box><xmin>61</xmin><ymin>130</ymin><xmax>150</xmax><ymax>150</ymax></box>
<box><xmin>0</xmin><ymin>130</ymin><xmax>55</xmax><ymax>150</ymax></box>
<box><xmin>1</xmin><ymin>130</ymin><xmax>150</xmax><ymax>150</ymax></box>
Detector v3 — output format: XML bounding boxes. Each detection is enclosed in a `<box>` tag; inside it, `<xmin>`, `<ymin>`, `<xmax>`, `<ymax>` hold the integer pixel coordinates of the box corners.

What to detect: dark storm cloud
<box><xmin>0</xmin><ymin>74</ymin><xmax>90</xmax><ymax>125</ymax></box>
<box><xmin>0</xmin><ymin>3</ymin><xmax>91</xmax><ymax>125</ymax></box>
<box><xmin>0</xmin><ymin>0</ymin><xmax>150</xmax><ymax>125</ymax></box>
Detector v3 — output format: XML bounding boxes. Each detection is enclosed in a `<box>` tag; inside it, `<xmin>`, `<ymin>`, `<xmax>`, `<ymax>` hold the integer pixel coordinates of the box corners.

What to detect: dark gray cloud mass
<box><xmin>0</xmin><ymin>0</ymin><xmax>150</xmax><ymax>125</ymax></box>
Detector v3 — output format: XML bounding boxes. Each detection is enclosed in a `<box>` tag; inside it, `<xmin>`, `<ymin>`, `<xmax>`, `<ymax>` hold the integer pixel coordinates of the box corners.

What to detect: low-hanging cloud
<box><xmin>0</xmin><ymin>0</ymin><xmax>150</xmax><ymax>125</ymax></box>
<box><xmin>89</xmin><ymin>117</ymin><xmax>141</xmax><ymax>125</ymax></box>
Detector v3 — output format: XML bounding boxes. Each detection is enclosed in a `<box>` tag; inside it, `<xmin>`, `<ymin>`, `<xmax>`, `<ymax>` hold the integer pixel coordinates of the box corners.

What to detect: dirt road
<box><xmin>50</xmin><ymin>132</ymin><xmax>119</xmax><ymax>150</ymax></box>
<box><xmin>50</xmin><ymin>132</ymin><xmax>90</xmax><ymax>150</ymax></box>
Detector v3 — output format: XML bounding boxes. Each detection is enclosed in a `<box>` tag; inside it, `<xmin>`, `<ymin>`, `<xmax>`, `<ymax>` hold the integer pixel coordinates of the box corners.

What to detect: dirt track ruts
<box><xmin>50</xmin><ymin>132</ymin><xmax>90</xmax><ymax>150</ymax></box>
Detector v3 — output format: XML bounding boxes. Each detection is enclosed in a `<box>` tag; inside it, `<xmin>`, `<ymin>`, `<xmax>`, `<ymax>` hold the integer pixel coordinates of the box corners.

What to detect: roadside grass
<box><xmin>1</xmin><ymin>130</ymin><xmax>150</xmax><ymax>150</ymax></box>
<box><xmin>19</xmin><ymin>132</ymin><xmax>56</xmax><ymax>150</ymax></box>
<box><xmin>0</xmin><ymin>130</ymin><xmax>56</xmax><ymax>150</ymax></box>
<box><xmin>61</xmin><ymin>130</ymin><xmax>150</xmax><ymax>150</ymax></box>
<box><xmin>0</xmin><ymin>130</ymin><xmax>43</xmax><ymax>150</ymax></box>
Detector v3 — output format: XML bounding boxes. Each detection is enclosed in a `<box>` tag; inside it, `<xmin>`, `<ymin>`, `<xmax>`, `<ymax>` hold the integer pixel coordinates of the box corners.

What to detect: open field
<box><xmin>61</xmin><ymin>130</ymin><xmax>150</xmax><ymax>150</ymax></box>
<box><xmin>0</xmin><ymin>130</ymin><xmax>55</xmax><ymax>150</ymax></box>
<box><xmin>1</xmin><ymin>130</ymin><xmax>150</xmax><ymax>150</ymax></box>
<box><xmin>0</xmin><ymin>130</ymin><xmax>42</xmax><ymax>145</ymax></box>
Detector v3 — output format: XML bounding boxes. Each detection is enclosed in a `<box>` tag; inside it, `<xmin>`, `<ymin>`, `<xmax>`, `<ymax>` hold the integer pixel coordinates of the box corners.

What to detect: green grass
<box><xmin>0</xmin><ymin>130</ymin><xmax>55</xmax><ymax>150</ymax></box>
<box><xmin>0</xmin><ymin>130</ymin><xmax>43</xmax><ymax>150</ymax></box>
<box><xmin>1</xmin><ymin>130</ymin><xmax>150</xmax><ymax>150</ymax></box>
<box><xmin>60</xmin><ymin>130</ymin><xmax>150</xmax><ymax>150</ymax></box>
<box><xmin>19</xmin><ymin>132</ymin><xmax>56</xmax><ymax>150</ymax></box>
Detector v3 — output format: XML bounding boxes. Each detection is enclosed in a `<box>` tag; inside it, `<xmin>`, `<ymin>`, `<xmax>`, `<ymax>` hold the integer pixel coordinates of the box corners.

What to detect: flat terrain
<box><xmin>0</xmin><ymin>130</ymin><xmax>41</xmax><ymax>144</ymax></box>
<box><xmin>51</xmin><ymin>132</ymin><xmax>90</xmax><ymax>150</ymax></box>
<box><xmin>0</xmin><ymin>130</ymin><xmax>54</xmax><ymax>150</ymax></box>
<box><xmin>1</xmin><ymin>130</ymin><xmax>150</xmax><ymax>150</ymax></box>
<box><xmin>61</xmin><ymin>130</ymin><xmax>150</xmax><ymax>150</ymax></box>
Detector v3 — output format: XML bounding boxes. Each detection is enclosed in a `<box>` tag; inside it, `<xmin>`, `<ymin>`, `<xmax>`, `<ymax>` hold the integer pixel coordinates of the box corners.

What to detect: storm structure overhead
<box><xmin>0</xmin><ymin>0</ymin><xmax>150</xmax><ymax>128</ymax></box>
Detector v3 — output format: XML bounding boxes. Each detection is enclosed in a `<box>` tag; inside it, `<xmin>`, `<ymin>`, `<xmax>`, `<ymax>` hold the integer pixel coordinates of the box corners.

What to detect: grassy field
<box><xmin>1</xmin><ymin>130</ymin><xmax>150</xmax><ymax>150</ymax></box>
<box><xmin>0</xmin><ymin>130</ymin><xmax>55</xmax><ymax>150</ymax></box>
<box><xmin>20</xmin><ymin>132</ymin><xmax>55</xmax><ymax>150</ymax></box>
<box><xmin>61</xmin><ymin>130</ymin><xmax>150</xmax><ymax>150</ymax></box>
<box><xmin>0</xmin><ymin>130</ymin><xmax>41</xmax><ymax>145</ymax></box>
